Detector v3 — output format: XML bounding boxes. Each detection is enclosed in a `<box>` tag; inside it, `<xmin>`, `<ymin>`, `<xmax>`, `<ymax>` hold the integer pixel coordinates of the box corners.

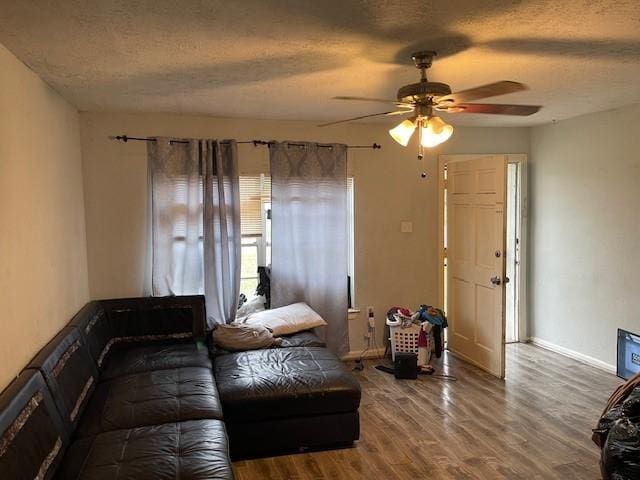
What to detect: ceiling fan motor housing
<box><xmin>397</xmin><ymin>81</ymin><xmax>451</xmax><ymax>104</ymax></box>
<box><xmin>412</xmin><ymin>50</ymin><xmax>437</xmax><ymax>69</ymax></box>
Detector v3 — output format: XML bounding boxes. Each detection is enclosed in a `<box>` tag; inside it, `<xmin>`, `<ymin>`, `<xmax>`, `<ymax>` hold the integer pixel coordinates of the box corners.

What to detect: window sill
<box><xmin>348</xmin><ymin>308</ymin><xmax>361</xmax><ymax>321</ymax></box>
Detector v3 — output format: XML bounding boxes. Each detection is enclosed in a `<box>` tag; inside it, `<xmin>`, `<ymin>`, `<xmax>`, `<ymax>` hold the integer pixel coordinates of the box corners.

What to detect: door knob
<box><xmin>490</xmin><ymin>276</ymin><xmax>502</xmax><ymax>286</ymax></box>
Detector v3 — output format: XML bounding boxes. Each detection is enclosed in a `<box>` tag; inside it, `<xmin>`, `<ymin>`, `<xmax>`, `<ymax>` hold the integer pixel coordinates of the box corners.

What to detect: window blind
<box><xmin>171</xmin><ymin>175</ymin><xmax>203</xmax><ymax>238</ymax></box>
<box><xmin>172</xmin><ymin>175</ymin><xmax>347</xmax><ymax>239</ymax></box>
<box><xmin>240</xmin><ymin>175</ymin><xmax>271</xmax><ymax>236</ymax></box>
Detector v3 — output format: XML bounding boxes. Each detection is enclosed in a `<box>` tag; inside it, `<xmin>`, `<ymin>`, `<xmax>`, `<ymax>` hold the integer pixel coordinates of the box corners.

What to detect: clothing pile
<box><xmin>386</xmin><ymin>305</ymin><xmax>448</xmax><ymax>359</ymax></box>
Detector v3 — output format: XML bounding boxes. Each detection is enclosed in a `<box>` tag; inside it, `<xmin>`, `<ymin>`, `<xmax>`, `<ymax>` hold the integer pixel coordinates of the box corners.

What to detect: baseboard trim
<box><xmin>528</xmin><ymin>337</ymin><xmax>616</xmax><ymax>374</ymax></box>
<box><xmin>341</xmin><ymin>347</ymin><xmax>386</xmax><ymax>361</ymax></box>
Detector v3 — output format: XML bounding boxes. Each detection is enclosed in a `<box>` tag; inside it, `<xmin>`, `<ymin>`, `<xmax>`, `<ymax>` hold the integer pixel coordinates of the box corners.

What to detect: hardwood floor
<box><xmin>232</xmin><ymin>343</ymin><xmax>622</xmax><ymax>480</ymax></box>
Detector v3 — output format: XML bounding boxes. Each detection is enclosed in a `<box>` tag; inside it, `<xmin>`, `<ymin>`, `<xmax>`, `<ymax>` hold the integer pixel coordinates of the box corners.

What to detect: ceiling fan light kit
<box><xmin>323</xmin><ymin>50</ymin><xmax>542</xmax><ymax>160</ymax></box>
<box><xmin>420</xmin><ymin>115</ymin><xmax>454</xmax><ymax>148</ymax></box>
<box><xmin>388</xmin><ymin>113</ymin><xmax>453</xmax><ymax>151</ymax></box>
<box><xmin>388</xmin><ymin>118</ymin><xmax>417</xmax><ymax>146</ymax></box>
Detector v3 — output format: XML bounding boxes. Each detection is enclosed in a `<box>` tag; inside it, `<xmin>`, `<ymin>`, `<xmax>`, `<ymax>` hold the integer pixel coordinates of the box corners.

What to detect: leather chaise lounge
<box><xmin>0</xmin><ymin>295</ymin><xmax>361</xmax><ymax>479</ymax></box>
<box><xmin>214</xmin><ymin>347</ymin><xmax>361</xmax><ymax>458</ymax></box>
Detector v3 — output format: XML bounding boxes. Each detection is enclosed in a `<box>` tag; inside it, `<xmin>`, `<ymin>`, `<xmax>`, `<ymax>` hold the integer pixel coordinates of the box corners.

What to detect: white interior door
<box><xmin>446</xmin><ymin>155</ymin><xmax>507</xmax><ymax>378</ymax></box>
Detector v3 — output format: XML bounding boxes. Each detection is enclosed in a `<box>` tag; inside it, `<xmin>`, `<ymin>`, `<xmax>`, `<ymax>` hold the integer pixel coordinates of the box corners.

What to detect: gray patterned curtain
<box><xmin>148</xmin><ymin>138</ymin><xmax>241</xmax><ymax>327</ymax></box>
<box><xmin>269</xmin><ymin>141</ymin><xmax>349</xmax><ymax>355</ymax></box>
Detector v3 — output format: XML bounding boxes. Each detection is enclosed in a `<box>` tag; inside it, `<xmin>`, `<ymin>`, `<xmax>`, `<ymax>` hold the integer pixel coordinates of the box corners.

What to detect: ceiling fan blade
<box><xmin>437</xmin><ymin>81</ymin><xmax>529</xmax><ymax>104</ymax></box>
<box><xmin>333</xmin><ymin>96</ymin><xmax>414</xmax><ymax>109</ymax></box>
<box><xmin>334</xmin><ymin>96</ymin><xmax>398</xmax><ymax>104</ymax></box>
<box><xmin>318</xmin><ymin>109</ymin><xmax>414</xmax><ymax>127</ymax></box>
<box><xmin>386</xmin><ymin>109</ymin><xmax>415</xmax><ymax>115</ymax></box>
<box><xmin>448</xmin><ymin>103</ymin><xmax>541</xmax><ymax>116</ymax></box>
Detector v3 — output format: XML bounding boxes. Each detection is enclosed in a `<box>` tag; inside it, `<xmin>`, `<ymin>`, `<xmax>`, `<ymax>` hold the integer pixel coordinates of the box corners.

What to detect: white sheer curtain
<box><xmin>148</xmin><ymin>137</ymin><xmax>241</xmax><ymax>327</ymax></box>
<box><xmin>269</xmin><ymin>141</ymin><xmax>349</xmax><ymax>355</ymax></box>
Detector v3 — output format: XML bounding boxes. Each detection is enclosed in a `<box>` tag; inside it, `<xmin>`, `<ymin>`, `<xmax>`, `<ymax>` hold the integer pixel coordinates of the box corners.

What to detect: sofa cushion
<box><xmin>56</xmin><ymin>420</ymin><xmax>234</xmax><ymax>480</ymax></box>
<box><xmin>26</xmin><ymin>327</ymin><xmax>98</xmax><ymax>433</ymax></box>
<box><xmin>100</xmin><ymin>342</ymin><xmax>212</xmax><ymax>381</ymax></box>
<box><xmin>76</xmin><ymin>367</ymin><xmax>223</xmax><ymax>437</ymax></box>
<box><xmin>71</xmin><ymin>296</ymin><xmax>209</xmax><ymax>372</ymax></box>
<box><xmin>68</xmin><ymin>301</ymin><xmax>114</xmax><ymax>370</ymax></box>
<box><xmin>214</xmin><ymin>347</ymin><xmax>361</xmax><ymax>422</ymax></box>
<box><xmin>101</xmin><ymin>295</ymin><xmax>207</xmax><ymax>342</ymax></box>
<box><xmin>0</xmin><ymin>370</ymin><xmax>68</xmax><ymax>480</ymax></box>
<box><xmin>278</xmin><ymin>330</ymin><xmax>326</xmax><ymax>349</ymax></box>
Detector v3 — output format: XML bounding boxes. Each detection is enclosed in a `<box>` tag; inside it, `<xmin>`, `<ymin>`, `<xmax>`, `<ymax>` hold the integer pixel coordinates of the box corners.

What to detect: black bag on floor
<box><xmin>394</xmin><ymin>352</ymin><xmax>418</xmax><ymax>379</ymax></box>
<box><xmin>599</xmin><ymin>387</ymin><xmax>640</xmax><ymax>479</ymax></box>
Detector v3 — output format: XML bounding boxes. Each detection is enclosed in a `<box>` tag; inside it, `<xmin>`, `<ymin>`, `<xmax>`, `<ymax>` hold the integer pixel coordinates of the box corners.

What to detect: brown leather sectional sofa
<box><xmin>0</xmin><ymin>295</ymin><xmax>361</xmax><ymax>479</ymax></box>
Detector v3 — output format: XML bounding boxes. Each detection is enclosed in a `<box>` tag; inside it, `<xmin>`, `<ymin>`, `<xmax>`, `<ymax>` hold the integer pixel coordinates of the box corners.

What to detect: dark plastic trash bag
<box><xmin>601</xmin><ymin>418</ymin><xmax>640</xmax><ymax>479</ymax></box>
<box><xmin>599</xmin><ymin>387</ymin><xmax>640</xmax><ymax>480</ymax></box>
<box><xmin>621</xmin><ymin>389</ymin><xmax>640</xmax><ymax>418</ymax></box>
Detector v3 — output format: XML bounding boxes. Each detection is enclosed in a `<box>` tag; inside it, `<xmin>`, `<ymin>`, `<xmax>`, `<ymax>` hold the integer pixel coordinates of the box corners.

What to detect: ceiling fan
<box><xmin>319</xmin><ymin>50</ymin><xmax>541</xmax><ymax>158</ymax></box>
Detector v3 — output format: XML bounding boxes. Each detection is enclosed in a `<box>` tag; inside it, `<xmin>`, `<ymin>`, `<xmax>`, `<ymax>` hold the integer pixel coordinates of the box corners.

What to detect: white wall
<box><xmin>529</xmin><ymin>104</ymin><xmax>640</xmax><ymax>368</ymax></box>
<box><xmin>0</xmin><ymin>44</ymin><xmax>89</xmax><ymax>390</ymax></box>
<box><xmin>80</xmin><ymin>112</ymin><xmax>528</xmax><ymax>353</ymax></box>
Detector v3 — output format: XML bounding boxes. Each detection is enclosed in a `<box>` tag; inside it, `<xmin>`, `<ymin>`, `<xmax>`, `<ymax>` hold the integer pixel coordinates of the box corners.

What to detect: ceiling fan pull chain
<box><xmin>417</xmin><ymin>120</ymin><xmax>424</xmax><ymax>160</ymax></box>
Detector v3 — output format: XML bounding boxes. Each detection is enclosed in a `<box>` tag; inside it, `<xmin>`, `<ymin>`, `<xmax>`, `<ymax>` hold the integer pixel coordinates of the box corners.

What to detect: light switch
<box><xmin>401</xmin><ymin>221</ymin><xmax>413</xmax><ymax>233</ymax></box>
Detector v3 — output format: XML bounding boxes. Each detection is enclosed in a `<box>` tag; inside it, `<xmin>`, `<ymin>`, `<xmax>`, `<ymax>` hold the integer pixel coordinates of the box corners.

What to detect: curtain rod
<box><xmin>109</xmin><ymin>135</ymin><xmax>381</xmax><ymax>149</ymax></box>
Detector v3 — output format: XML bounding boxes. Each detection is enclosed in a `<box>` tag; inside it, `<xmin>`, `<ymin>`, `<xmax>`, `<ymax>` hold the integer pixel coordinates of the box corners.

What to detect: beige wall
<box><xmin>0</xmin><ymin>44</ymin><xmax>89</xmax><ymax>390</ymax></box>
<box><xmin>529</xmin><ymin>104</ymin><xmax>640</xmax><ymax>368</ymax></box>
<box><xmin>79</xmin><ymin>112</ymin><xmax>529</xmax><ymax>352</ymax></box>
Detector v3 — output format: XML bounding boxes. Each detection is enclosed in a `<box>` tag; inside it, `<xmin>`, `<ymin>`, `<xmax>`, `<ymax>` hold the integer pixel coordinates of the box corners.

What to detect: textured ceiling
<box><xmin>1</xmin><ymin>0</ymin><xmax>640</xmax><ymax>126</ymax></box>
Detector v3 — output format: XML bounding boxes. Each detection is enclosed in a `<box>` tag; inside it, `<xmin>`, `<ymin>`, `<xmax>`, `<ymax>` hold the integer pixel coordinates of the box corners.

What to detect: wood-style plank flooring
<box><xmin>233</xmin><ymin>343</ymin><xmax>622</xmax><ymax>479</ymax></box>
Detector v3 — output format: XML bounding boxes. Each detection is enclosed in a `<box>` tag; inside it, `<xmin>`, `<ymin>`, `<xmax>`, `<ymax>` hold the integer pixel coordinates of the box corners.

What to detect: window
<box><xmin>238</xmin><ymin>176</ymin><xmax>355</xmax><ymax>301</ymax></box>
<box><xmin>167</xmin><ymin>174</ymin><xmax>355</xmax><ymax>299</ymax></box>
<box><xmin>170</xmin><ymin>174</ymin><xmax>204</xmax><ymax>294</ymax></box>
<box><xmin>239</xmin><ymin>175</ymin><xmax>271</xmax><ymax>296</ymax></box>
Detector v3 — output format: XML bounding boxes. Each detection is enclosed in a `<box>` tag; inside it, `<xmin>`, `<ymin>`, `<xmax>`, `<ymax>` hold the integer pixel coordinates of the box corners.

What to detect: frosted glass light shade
<box><xmin>388</xmin><ymin>119</ymin><xmax>416</xmax><ymax>146</ymax></box>
<box><xmin>420</xmin><ymin>116</ymin><xmax>454</xmax><ymax>148</ymax></box>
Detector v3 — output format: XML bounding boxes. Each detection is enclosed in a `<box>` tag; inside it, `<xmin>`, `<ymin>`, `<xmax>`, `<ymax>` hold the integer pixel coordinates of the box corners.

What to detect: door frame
<box><xmin>438</xmin><ymin>154</ymin><xmax>529</xmax><ymax>343</ymax></box>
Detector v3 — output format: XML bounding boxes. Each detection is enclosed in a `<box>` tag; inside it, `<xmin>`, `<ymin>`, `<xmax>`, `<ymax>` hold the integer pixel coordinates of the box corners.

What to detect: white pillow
<box><xmin>242</xmin><ymin>302</ymin><xmax>327</xmax><ymax>337</ymax></box>
<box><xmin>236</xmin><ymin>295</ymin><xmax>266</xmax><ymax>319</ymax></box>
